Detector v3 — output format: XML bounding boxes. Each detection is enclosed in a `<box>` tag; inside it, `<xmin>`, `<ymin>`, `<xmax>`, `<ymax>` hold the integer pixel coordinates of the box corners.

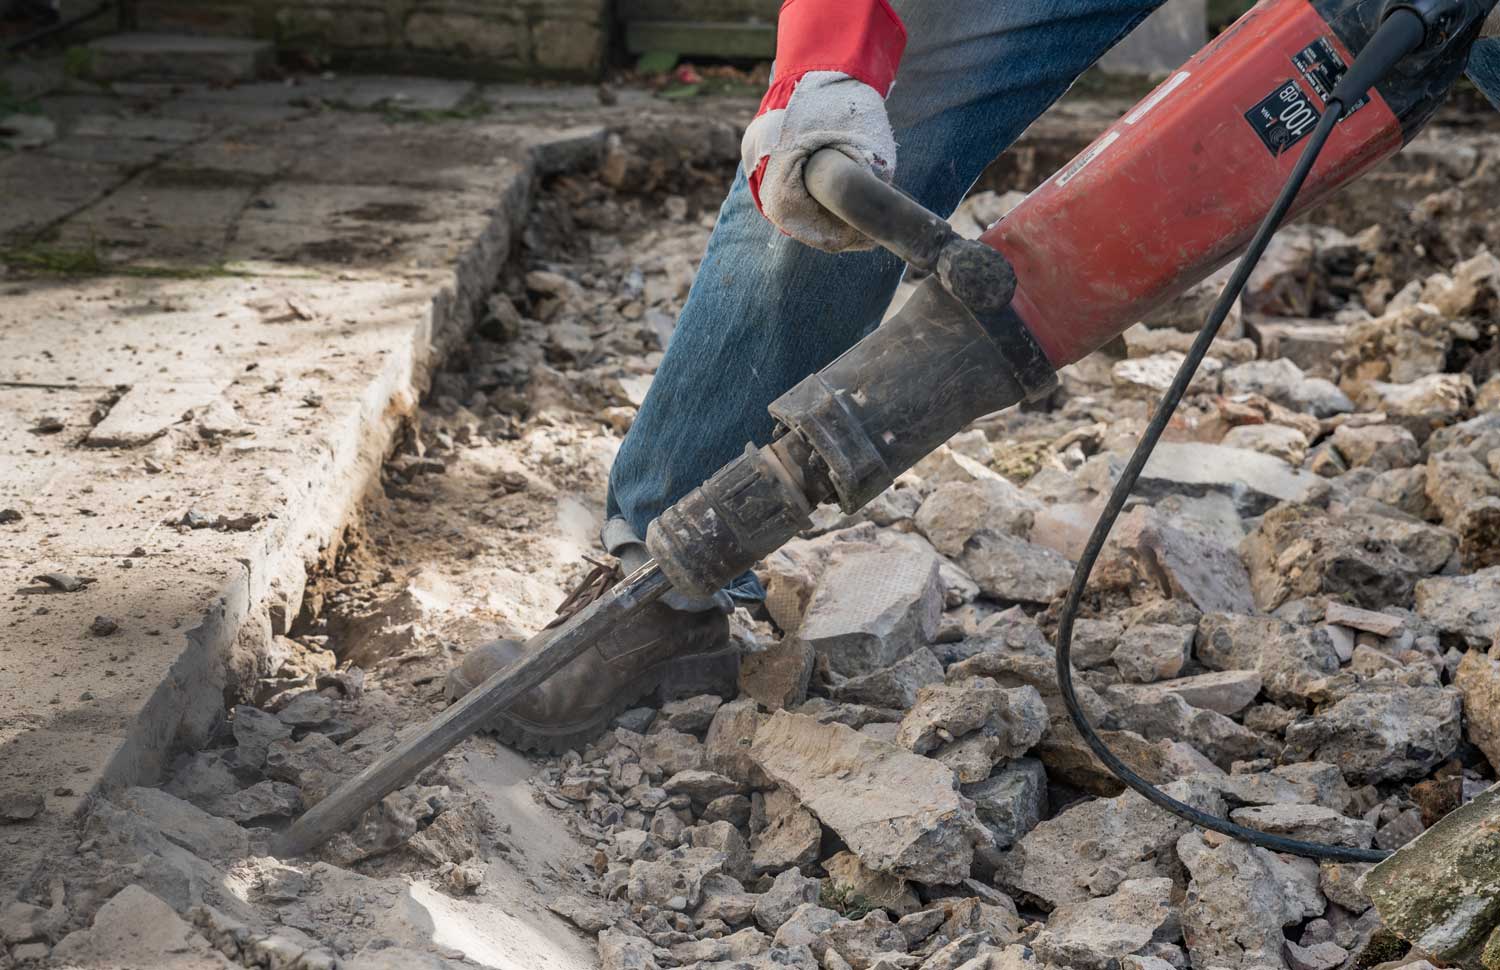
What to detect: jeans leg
<box><xmin>605</xmin><ymin>0</ymin><xmax>1170</xmax><ymax>596</ymax></box>
<box><xmin>1467</xmin><ymin>38</ymin><xmax>1500</xmax><ymax>111</ymax></box>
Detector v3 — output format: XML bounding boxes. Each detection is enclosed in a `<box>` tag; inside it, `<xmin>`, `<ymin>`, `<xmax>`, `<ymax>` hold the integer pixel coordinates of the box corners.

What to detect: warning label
<box><xmin>1244</xmin><ymin>79</ymin><xmax>1321</xmax><ymax>156</ymax></box>
<box><xmin>1293</xmin><ymin>37</ymin><xmax>1368</xmax><ymax>114</ymax></box>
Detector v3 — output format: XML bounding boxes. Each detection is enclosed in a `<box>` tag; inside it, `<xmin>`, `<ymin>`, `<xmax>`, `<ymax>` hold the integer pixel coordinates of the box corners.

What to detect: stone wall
<box><xmin>130</xmin><ymin>0</ymin><xmax>609</xmax><ymax>79</ymax></box>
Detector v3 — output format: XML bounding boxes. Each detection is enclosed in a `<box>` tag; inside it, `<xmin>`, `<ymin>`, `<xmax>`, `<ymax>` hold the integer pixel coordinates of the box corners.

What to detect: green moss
<box><xmin>990</xmin><ymin>439</ymin><xmax>1053</xmax><ymax>484</ymax></box>
<box><xmin>1353</xmin><ymin>928</ymin><xmax>1409</xmax><ymax>969</ymax></box>
<box><xmin>0</xmin><ymin>243</ymin><xmax>107</xmax><ymax>275</ymax></box>
<box><xmin>1483</xmin><ymin>925</ymin><xmax>1500</xmax><ymax>970</ymax></box>
<box><xmin>0</xmin><ymin>79</ymin><xmax>42</xmax><ymax>117</ymax></box>
<box><xmin>62</xmin><ymin>46</ymin><xmax>93</xmax><ymax>80</ymax></box>
<box><xmin>819</xmin><ymin>882</ymin><xmax>875</xmax><ymax>921</ymax></box>
<box><xmin>304</xmin><ymin>92</ymin><xmax>492</xmax><ymax>125</ymax></box>
<box><xmin>0</xmin><ymin>243</ymin><xmax>254</xmax><ymax>280</ymax></box>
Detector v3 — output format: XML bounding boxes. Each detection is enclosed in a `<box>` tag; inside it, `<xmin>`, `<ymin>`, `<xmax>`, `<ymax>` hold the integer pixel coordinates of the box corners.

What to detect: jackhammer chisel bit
<box><xmin>276</xmin><ymin>561</ymin><xmax>671</xmax><ymax>857</ymax></box>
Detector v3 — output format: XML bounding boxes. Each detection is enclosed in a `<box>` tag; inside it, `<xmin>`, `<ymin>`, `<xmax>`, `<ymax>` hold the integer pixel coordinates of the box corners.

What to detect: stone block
<box><xmin>87</xmin><ymin>33</ymin><xmax>273</xmax><ymax>83</ymax></box>
<box><xmin>405</xmin><ymin>9</ymin><xmax>528</xmax><ymax>61</ymax></box>
<box><xmin>277</xmin><ymin>5</ymin><xmax>392</xmax><ymax>49</ymax></box>
<box><xmin>532</xmin><ymin>18</ymin><xmax>605</xmax><ymax>73</ymax></box>
<box><xmin>624</xmin><ymin>20</ymin><xmax>775</xmax><ymax>58</ymax></box>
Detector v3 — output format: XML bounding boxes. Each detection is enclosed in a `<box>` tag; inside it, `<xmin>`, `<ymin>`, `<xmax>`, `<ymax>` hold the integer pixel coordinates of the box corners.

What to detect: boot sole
<box><xmin>448</xmin><ymin>646</ymin><xmax>740</xmax><ymax>756</ymax></box>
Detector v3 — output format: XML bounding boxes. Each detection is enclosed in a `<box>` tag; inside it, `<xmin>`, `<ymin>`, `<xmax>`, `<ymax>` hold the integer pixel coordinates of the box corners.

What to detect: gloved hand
<box><xmin>741</xmin><ymin>0</ymin><xmax>907</xmax><ymax>253</ymax></box>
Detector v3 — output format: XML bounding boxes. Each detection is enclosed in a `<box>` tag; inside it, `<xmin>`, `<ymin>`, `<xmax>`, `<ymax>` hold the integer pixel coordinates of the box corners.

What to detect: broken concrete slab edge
<box><xmin>6</xmin><ymin>130</ymin><xmax>605</xmax><ymax>894</ymax></box>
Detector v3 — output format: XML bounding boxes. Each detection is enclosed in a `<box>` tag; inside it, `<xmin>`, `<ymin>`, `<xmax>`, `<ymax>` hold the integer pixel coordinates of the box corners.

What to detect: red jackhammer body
<box><xmin>993</xmin><ymin>0</ymin><xmax>1445</xmax><ymax>368</ymax></box>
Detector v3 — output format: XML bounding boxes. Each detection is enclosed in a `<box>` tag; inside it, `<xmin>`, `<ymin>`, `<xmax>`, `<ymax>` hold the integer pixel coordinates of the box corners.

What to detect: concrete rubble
<box><xmin>4</xmin><ymin>54</ymin><xmax>1500</xmax><ymax>970</ymax></box>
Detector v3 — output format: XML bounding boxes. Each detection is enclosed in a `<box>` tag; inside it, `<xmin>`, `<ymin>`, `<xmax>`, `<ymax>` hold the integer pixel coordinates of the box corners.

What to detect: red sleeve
<box><xmin>755</xmin><ymin>0</ymin><xmax>908</xmax><ymax>118</ymax></box>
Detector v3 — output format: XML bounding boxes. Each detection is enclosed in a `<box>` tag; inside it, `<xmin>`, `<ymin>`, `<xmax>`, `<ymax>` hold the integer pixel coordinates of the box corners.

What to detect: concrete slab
<box><xmin>54</xmin><ymin>168</ymin><xmax>256</xmax><ymax>265</ymax></box>
<box><xmin>229</xmin><ymin>180</ymin><xmax>490</xmax><ymax>270</ymax></box>
<box><xmin>42</xmin><ymin>135</ymin><xmax>177</xmax><ymax>168</ymax></box>
<box><xmin>87</xmin><ymin>33</ymin><xmax>274</xmax><ymax>84</ymax></box>
<box><xmin>480</xmin><ymin>83</ymin><xmax>655</xmax><ymax>111</ymax></box>
<box><xmin>166</xmin><ymin>121</ymin><xmax>305</xmax><ymax>177</ymax></box>
<box><xmin>0</xmin><ymin>154</ymin><xmax>130</xmax><ymax>240</ymax></box>
<box><xmin>69</xmin><ymin>113</ymin><xmax>215</xmax><ymax>143</ymax></box>
<box><xmin>275</xmin><ymin>114</ymin><xmax>522</xmax><ymax>189</ymax></box>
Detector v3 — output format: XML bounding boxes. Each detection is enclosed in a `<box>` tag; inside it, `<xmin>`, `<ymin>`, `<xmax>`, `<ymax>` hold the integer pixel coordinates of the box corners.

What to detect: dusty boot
<box><xmin>444</xmin><ymin>559</ymin><xmax>737</xmax><ymax>754</ymax></box>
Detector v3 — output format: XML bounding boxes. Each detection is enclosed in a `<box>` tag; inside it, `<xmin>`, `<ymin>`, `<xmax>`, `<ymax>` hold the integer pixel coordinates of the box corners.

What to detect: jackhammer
<box><xmin>279</xmin><ymin>0</ymin><xmax>1497</xmax><ymax>860</ymax></box>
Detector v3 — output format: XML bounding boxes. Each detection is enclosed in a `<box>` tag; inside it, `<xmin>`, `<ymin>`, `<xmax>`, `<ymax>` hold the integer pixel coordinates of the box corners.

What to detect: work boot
<box><xmin>444</xmin><ymin>558</ymin><xmax>737</xmax><ymax>754</ymax></box>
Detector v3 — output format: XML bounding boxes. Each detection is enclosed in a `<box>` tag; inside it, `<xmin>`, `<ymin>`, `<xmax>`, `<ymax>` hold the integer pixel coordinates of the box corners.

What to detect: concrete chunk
<box><xmin>1111</xmin><ymin>623</ymin><xmax>1193</xmax><ymax>684</ymax></box>
<box><xmin>750</xmin><ymin>790</ymin><xmax>821</xmax><ymax>876</ymax></box>
<box><xmin>114</xmin><ymin>786</ymin><xmax>250</xmax><ymax>860</ymax></box>
<box><xmin>1196</xmin><ymin>614</ymin><xmax>1339</xmax><ymax>705</ymax></box>
<box><xmin>51</xmin><ymin>885</ymin><xmax>234</xmax><ymax>968</ymax></box>
<box><xmin>915</xmin><ymin>479</ymin><xmax>1036</xmax><ymax>557</ymax></box>
<box><xmin>1136</xmin><ymin>520</ymin><xmax>1256</xmax><ymax>615</ymax></box>
<box><xmin>997</xmin><ymin>779</ymin><xmax>1225</xmax><ymax>908</ymax></box>
<box><xmin>958</xmin><ymin>532</ymin><xmax>1075</xmax><ymax>605</ymax></box>
<box><xmin>962</xmin><ymin>757</ymin><xmax>1047</xmax><ymax>849</ymax></box>
<box><xmin>1456</xmin><ymin>645</ymin><xmax>1500</xmax><ymax>773</ymax></box>
<box><xmin>750</xmin><ymin>712</ymin><xmax>981</xmax><ymax>885</ymax></box>
<box><xmin>896</xmin><ymin>680</ymin><xmax>1047</xmax><ymax>759</ymax></box>
<box><xmin>829</xmin><ymin>647</ymin><xmax>945</xmax><ymax>710</ymax></box>
<box><xmin>1106</xmin><ymin>685</ymin><xmax>1268</xmax><ymax>769</ymax></box>
<box><xmin>1362</xmin><ymin>782</ymin><xmax>1500</xmax><ymax>966</ymax></box>
<box><xmin>797</xmin><ymin>545</ymin><xmax>941</xmax><ymax>677</ymax></box>
<box><xmin>1177</xmin><ymin>830</ymin><xmax>1323</xmax><ymax>970</ymax></box>
<box><xmin>1149</xmin><ymin>669</ymin><xmax>1262</xmax><ymax>716</ymax></box>
<box><xmin>1283</xmin><ymin>684</ymin><xmax>1461</xmax><ymax>784</ymax></box>
<box><xmin>1032</xmin><ymin>877</ymin><xmax>1178</xmax><ymax>970</ymax></box>
<box><xmin>1414</xmin><ymin>567</ymin><xmax>1500</xmax><ymax>645</ymax></box>
<box><xmin>1135</xmin><ymin>442</ymin><xmax>1318</xmax><ymax>515</ymax></box>
<box><xmin>1228</xmin><ymin>804</ymin><xmax>1376</xmax><ymax>849</ymax></box>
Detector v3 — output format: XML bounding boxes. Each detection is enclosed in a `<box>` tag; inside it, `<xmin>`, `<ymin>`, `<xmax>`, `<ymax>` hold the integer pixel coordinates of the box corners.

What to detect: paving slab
<box><xmin>0</xmin><ymin>154</ymin><xmax>131</xmax><ymax>239</ymax></box>
<box><xmin>53</xmin><ymin>167</ymin><xmax>258</xmax><ymax>264</ymax></box>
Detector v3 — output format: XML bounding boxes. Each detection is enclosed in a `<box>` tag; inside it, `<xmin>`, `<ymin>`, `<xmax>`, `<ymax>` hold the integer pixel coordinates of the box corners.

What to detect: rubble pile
<box><xmin>9</xmin><ymin>121</ymin><xmax>1500</xmax><ymax>970</ymax></box>
<box><xmin>516</xmin><ymin>193</ymin><xmax>1500</xmax><ymax>970</ymax></box>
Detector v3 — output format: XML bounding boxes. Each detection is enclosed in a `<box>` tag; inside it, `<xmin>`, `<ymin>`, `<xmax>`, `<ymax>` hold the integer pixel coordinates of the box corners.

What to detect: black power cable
<box><xmin>1054</xmin><ymin>8</ymin><xmax>1432</xmax><ymax>864</ymax></box>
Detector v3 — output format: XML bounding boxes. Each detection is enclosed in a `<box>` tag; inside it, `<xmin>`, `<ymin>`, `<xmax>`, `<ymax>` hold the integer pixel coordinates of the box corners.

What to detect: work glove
<box><xmin>741</xmin><ymin>0</ymin><xmax>907</xmax><ymax>253</ymax></box>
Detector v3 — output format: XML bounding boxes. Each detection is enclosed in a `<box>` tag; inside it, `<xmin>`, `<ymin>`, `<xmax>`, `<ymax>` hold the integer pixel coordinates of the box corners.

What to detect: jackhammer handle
<box><xmin>803</xmin><ymin>148</ymin><xmax>954</xmax><ymax>273</ymax></box>
<box><xmin>803</xmin><ymin>149</ymin><xmax>1018</xmax><ymax>315</ymax></box>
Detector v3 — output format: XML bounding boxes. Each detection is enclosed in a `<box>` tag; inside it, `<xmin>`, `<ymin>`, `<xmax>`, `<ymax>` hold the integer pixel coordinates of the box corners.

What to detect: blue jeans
<box><xmin>605</xmin><ymin>0</ymin><xmax>1500</xmax><ymax>602</ymax></box>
